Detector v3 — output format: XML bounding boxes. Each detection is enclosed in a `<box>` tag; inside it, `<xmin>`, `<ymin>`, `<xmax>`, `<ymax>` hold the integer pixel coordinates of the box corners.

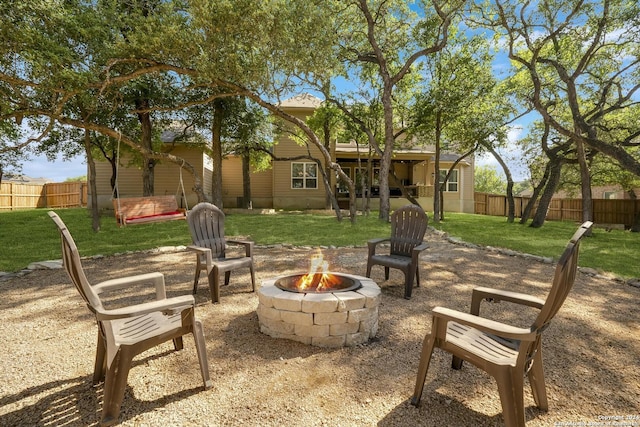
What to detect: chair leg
<box><xmin>365</xmin><ymin>260</ymin><xmax>372</xmax><ymax>278</ymax></box>
<box><xmin>208</xmin><ymin>266</ymin><xmax>221</xmax><ymax>303</ymax></box>
<box><xmin>249</xmin><ymin>265</ymin><xmax>256</xmax><ymax>292</ymax></box>
<box><xmin>193</xmin><ymin>320</ymin><xmax>213</xmax><ymax>389</ymax></box>
<box><xmin>411</xmin><ymin>333</ymin><xmax>436</xmax><ymax>406</ymax></box>
<box><xmin>528</xmin><ymin>348</ymin><xmax>548</xmax><ymax>410</ymax></box>
<box><xmin>101</xmin><ymin>349</ymin><xmax>134</xmax><ymax>426</ymax></box>
<box><xmin>495</xmin><ymin>369</ymin><xmax>526</xmax><ymax>427</ymax></box>
<box><xmin>415</xmin><ymin>265</ymin><xmax>420</xmax><ymax>287</ymax></box>
<box><xmin>193</xmin><ymin>268</ymin><xmax>201</xmax><ymax>295</ymax></box>
<box><xmin>451</xmin><ymin>355</ymin><xmax>464</xmax><ymax>370</ymax></box>
<box><xmin>404</xmin><ymin>269</ymin><xmax>415</xmax><ymax>299</ymax></box>
<box><xmin>93</xmin><ymin>331</ymin><xmax>107</xmax><ymax>384</ymax></box>
<box><xmin>384</xmin><ymin>267</ymin><xmax>390</xmax><ymax>280</ymax></box>
<box><xmin>173</xmin><ymin>336</ymin><xmax>184</xmax><ymax>351</ymax></box>
<box><xmin>224</xmin><ymin>271</ymin><xmax>231</xmax><ymax>286</ymax></box>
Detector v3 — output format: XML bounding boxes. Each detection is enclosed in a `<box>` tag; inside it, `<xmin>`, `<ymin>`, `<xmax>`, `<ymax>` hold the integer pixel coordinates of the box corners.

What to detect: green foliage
<box><xmin>512</xmin><ymin>180</ymin><xmax>533</xmax><ymax>196</ymax></box>
<box><xmin>474</xmin><ymin>165</ymin><xmax>507</xmax><ymax>194</ymax></box>
<box><xmin>64</xmin><ymin>175</ymin><xmax>87</xmax><ymax>182</ymax></box>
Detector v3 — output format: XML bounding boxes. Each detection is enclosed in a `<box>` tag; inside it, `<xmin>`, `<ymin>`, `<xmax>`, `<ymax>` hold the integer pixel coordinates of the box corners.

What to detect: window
<box><xmin>291</xmin><ymin>162</ymin><xmax>318</xmax><ymax>189</ymax></box>
<box><xmin>439</xmin><ymin>169</ymin><xmax>458</xmax><ymax>192</ymax></box>
<box><xmin>604</xmin><ymin>191</ymin><xmax>616</xmax><ymax>200</ymax></box>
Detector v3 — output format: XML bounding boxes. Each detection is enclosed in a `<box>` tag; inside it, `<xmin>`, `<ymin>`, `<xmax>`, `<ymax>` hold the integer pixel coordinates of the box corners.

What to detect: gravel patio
<box><xmin>1</xmin><ymin>230</ymin><xmax>639</xmax><ymax>426</ymax></box>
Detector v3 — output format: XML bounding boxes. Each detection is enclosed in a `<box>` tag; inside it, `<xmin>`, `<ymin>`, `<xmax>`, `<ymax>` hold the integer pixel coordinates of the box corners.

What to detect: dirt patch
<box><xmin>1</xmin><ymin>231</ymin><xmax>638</xmax><ymax>426</ymax></box>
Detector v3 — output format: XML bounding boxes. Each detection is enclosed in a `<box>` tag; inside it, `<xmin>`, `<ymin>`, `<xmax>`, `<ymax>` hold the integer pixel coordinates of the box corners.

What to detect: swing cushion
<box><xmin>113</xmin><ymin>195</ymin><xmax>186</xmax><ymax>226</ymax></box>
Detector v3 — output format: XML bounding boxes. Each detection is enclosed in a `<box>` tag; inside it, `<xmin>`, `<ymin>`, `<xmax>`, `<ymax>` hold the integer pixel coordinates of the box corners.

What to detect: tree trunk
<box><xmin>356</xmin><ymin>142</ymin><xmax>364</xmax><ymax>213</ymax></box>
<box><xmin>486</xmin><ymin>145</ymin><xmax>515</xmax><ymax>222</ymax></box>
<box><xmin>241</xmin><ymin>150</ymin><xmax>251</xmax><ymax>209</ymax></box>
<box><xmin>83</xmin><ymin>129</ymin><xmax>100</xmax><ymax>232</ymax></box>
<box><xmin>433</xmin><ymin>111</ymin><xmax>442</xmax><ymax>223</ymax></box>
<box><xmin>110</xmin><ymin>158</ymin><xmax>118</xmax><ymax>198</ymax></box>
<box><xmin>323</xmin><ymin>117</ymin><xmax>333</xmax><ymax>210</ymax></box>
<box><xmin>520</xmin><ymin>163</ymin><xmax>551</xmax><ymax>224</ymax></box>
<box><xmin>316</xmin><ymin>159</ymin><xmax>343</xmax><ymax>222</ymax></box>
<box><xmin>626</xmin><ymin>189</ymin><xmax>640</xmax><ymax>232</ymax></box>
<box><xmin>576</xmin><ymin>138</ymin><xmax>593</xmax><ymax>224</ymax></box>
<box><xmin>136</xmin><ymin>98</ymin><xmax>154</xmax><ymax>196</ymax></box>
<box><xmin>531</xmin><ymin>159</ymin><xmax>563</xmax><ymax>228</ymax></box>
<box><xmin>211</xmin><ymin>100</ymin><xmax>224</xmax><ymax>207</ymax></box>
<box><xmin>378</xmin><ymin>87</ymin><xmax>395</xmax><ymax>221</ymax></box>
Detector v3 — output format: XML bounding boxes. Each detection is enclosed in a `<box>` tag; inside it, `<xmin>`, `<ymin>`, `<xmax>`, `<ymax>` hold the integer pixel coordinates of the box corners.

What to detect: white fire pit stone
<box><xmin>257</xmin><ymin>274</ymin><xmax>381</xmax><ymax>348</ymax></box>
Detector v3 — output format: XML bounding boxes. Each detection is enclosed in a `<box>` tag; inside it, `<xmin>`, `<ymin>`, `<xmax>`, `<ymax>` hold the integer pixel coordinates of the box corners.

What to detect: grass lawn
<box><xmin>431</xmin><ymin>213</ymin><xmax>640</xmax><ymax>280</ymax></box>
<box><xmin>1</xmin><ymin>208</ymin><xmax>638</xmax><ymax>279</ymax></box>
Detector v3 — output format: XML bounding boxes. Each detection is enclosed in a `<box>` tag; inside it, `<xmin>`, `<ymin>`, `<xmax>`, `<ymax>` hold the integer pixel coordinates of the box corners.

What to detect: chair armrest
<box><xmin>187</xmin><ymin>245</ymin><xmax>210</xmax><ymax>255</ymax></box>
<box><xmin>413</xmin><ymin>242</ymin><xmax>429</xmax><ymax>252</ymax></box>
<box><xmin>94</xmin><ymin>272</ymin><xmax>167</xmax><ymax>300</ymax></box>
<box><xmin>471</xmin><ymin>286</ymin><xmax>545</xmax><ymax>315</ymax></box>
<box><xmin>432</xmin><ymin>306</ymin><xmax>537</xmax><ymax>342</ymax></box>
<box><xmin>367</xmin><ymin>238</ymin><xmax>390</xmax><ymax>256</ymax></box>
<box><xmin>368</xmin><ymin>238</ymin><xmax>389</xmax><ymax>246</ymax></box>
<box><xmin>187</xmin><ymin>245</ymin><xmax>213</xmax><ymax>266</ymax></box>
<box><xmin>95</xmin><ymin>295</ymin><xmax>196</xmax><ymax>321</ymax></box>
<box><xmin>227</xmin><ymin>239</ymin><xmax>254</xmax><ymax>257</ymax></box>
<box><xmin>411</xmin><ymin>242</ymin><xmax>429</xmax><ymax>263</ymax></box>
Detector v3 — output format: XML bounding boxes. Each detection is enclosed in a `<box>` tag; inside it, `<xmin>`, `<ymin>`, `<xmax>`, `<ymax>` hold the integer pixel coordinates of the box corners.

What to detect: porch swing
<box><xmin>112</xmin><ymin>135</ymin><xmax>189</xmax><ymax>227</ymax></box>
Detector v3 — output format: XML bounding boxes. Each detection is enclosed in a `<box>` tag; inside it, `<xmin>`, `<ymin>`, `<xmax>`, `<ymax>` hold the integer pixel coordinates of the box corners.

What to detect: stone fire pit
<box><xmin>257</xmin><ymin>273</ymin><xmax>381</xmax><ymax>348</ymax></box>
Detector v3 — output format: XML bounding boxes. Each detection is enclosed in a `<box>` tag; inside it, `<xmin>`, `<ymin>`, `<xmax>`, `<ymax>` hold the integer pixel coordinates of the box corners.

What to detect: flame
<box><xmin>296</xmin><ymin>251</ymin><xmax>340</xmax><ymax>291</ymax></box>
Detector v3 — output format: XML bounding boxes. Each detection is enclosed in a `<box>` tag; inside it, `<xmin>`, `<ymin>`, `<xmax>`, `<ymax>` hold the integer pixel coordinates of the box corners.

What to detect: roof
<box><xmin>335</xmin><ymin>141</ymin><xmax>433</xmax><ymax>155</ymax></box>
<box><xmin>160</xmin><ymin>122</ymin><xmax>205</xmax><ymax>145</ymax></box>
<box><xmin>278</xmin><ymin>93</ymin><xmax>323</xmax><ymax>109</ymax></box>
<box><xmin>335</xmin><ymin>141</ymin><xmax>471</xmax><ymax>164</ymax></box>
<box><xmin>3</xmin><ymin>174</ymin><xmax>52</xmax><ymax>184</ymax></box>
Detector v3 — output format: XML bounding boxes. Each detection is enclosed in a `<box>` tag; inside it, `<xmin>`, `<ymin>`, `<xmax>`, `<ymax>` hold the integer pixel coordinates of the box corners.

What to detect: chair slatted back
<box><xmin>187</xmin><ymin>203</ymin><xmax>227</xmax><ymax>258</ymax></box>
<box><xmin>390</xmin><ymin>205</ymin><xmax>428</xmax><ymax>257</ymax></box>
<box><xmin>532</xmin><ymin>221</ymin><xmax>592</xmax><ymax>332</ymax></box>
<box><xmin>48</xmin><ymin>212</ymin><xmax>103</xmax><ymax>312</ymax></box>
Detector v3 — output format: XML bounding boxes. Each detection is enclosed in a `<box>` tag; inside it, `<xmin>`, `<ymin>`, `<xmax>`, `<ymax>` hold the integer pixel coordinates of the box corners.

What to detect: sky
<box><xmin>22</xmin><ymin>152</ymin><xmax>86</xmax><ymax>182</ymax></box>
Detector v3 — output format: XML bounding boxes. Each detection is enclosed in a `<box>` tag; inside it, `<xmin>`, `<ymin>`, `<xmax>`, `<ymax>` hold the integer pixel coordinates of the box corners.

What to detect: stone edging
<box><xmin>429</xmin><ymin>227</ymin><xmax>640</xmax><ymax>289</ymax></box>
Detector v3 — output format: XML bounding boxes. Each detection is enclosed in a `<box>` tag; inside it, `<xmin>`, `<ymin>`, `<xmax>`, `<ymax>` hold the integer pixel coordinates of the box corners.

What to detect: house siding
<box><xmin>222</xmin><ymin>156</ymin><xmax>274</xmax><ymax>208</ymax></box>
<box><xmin>271</xmin><ymin>111</ymin><xmax>328</xmax><ymax>209</ymax></box>
<box><xmin>90</xmin><ymin>147</ymin><xmax>207</xmax><ymax>210</ymax></box>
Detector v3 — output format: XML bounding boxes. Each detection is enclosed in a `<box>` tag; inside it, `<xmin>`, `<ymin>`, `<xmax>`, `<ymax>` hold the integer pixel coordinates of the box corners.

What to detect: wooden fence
<box><xmin>474</xmin><ymin>192</ymin><xmax>640</xmax><ymax>227</ymax></box>
<box><xmin>0</xmin><ymin>181</ymin><xmax>88</xmax><ymax>210</ymax></box>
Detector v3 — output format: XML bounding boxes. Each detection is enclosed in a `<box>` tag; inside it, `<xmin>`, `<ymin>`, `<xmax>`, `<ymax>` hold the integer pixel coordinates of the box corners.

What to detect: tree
<box><xmin>332</xmin><ymin>0</ymin><xmax>462</xmax><ymax>221</ymax></box>
<box><xmin>476</xmin><ymin>0</ymin><xmax>640</xmax><ymax>222</ymax></box>
<box><xmin>0</xmin><ymin>0</ymin><xmax>211</xmax><ymax>202</ymax></box>
<box><xmin>0</xmin><ymin>121</ymin><xmax>27</xmax><ymax>183</ymax></box>
<box><xmin>411</xmin><ymin>30</ymin><xmax>507</xmax><ymax>221</ymax></box>
<box><xmin>222</xmin><ymin>98</ymin><xmax>273</xmax><ymax>209</ymax></box>
<box><xmin>307</xmin><ymin>103</ymin><xmax>345</xmax><ymax>210</ymax></box>
<box><xmin>475</xmin><ymin>165</ymin><xmax>507</xmax><ymax>194</ymax></box>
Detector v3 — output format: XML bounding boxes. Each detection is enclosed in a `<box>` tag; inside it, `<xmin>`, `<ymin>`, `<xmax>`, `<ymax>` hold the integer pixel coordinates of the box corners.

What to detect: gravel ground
<box><xmin>1</xmin><ymin>230</ymin><xmax>639</xmax><ymax>426</ymax></box>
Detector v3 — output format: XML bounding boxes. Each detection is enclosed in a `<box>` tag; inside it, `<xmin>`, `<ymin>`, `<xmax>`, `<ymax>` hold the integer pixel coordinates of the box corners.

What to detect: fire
<box><xmin>296</xmin><ymin>251</ymin><xmax>341</xmax><ymax>291</ymax></box>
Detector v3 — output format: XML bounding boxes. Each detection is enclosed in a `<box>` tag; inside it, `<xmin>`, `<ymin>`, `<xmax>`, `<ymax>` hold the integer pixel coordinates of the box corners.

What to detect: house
<box><xmin>90</xmin><ymin>94</ymin><xmax>475</xmax><ymax>213</ymax></box>
<box><xmin>221</xmin><ymin>93</ymin><xmax>475</xmax><ymax>213</ymax></box>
